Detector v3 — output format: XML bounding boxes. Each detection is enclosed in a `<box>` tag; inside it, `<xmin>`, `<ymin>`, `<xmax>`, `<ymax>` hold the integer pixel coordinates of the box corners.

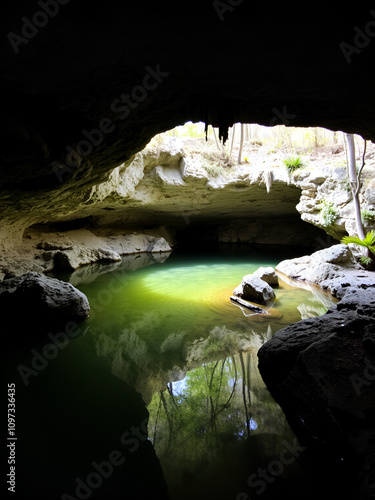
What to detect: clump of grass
<box><xmin>283</xmin><ymin>155</ymin><xmax>306</xmax><ymax>173</ymax></box>
<box><xmin>204</xmin><ymin>164</ymin><xmax>224</xmax><ymax>177</ymax></box>
<box><xmin>361</xmin><ymin>208</ymin><xmax>375</xmax><ymax>223</ymax></box>
<box><xmin>202</xmin><ymin>150</ymin><xmax>234</xmax><ymax>173</ymax></box>
<box><xmin>319</xmin><ymin>199</ymin><xmax>339</xmax><ymax>228</ymax></box>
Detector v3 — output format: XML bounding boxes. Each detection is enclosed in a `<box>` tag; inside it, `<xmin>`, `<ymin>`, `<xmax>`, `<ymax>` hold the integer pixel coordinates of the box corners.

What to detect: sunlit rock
<box><xmin>253</xmin><ymin>266</ymin><xmax>279</xmax><ymax>287</ymax></box>
<box><xmin>233</xmin><ymin>274</ymin><xmax>276</xmax><ymax>304</ymax></box>
<box><xmin>276</xmin><ymin>244</ymin><xmax>375</xmax><ymax>298</ymax></box>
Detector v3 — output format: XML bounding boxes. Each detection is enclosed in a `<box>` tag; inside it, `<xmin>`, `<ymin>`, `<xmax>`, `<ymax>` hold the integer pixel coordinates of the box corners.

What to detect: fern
<box><xmin>341</xmin><ymin>230</ymin><xmax>375</xmax><ymax>250</ymax></box>
<box><xmin>341</xmin><ymin>230</ymin><xmax>375</xmax><ymax>269</ymax></box>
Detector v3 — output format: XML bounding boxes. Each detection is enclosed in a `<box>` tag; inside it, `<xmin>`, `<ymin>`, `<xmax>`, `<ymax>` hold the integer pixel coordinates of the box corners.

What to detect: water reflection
<box><xmin>74</xmin><ymin>251</ymin><xmax>336</xmax><ymax>500</ymax></box>
<box><xmin>93</xmin><ymin>323</ymin><xmax>272</xmax><ymax>405</ymax></box>
<box><xmin>147</xmin><ymin>351</ymin><xmax>294</xmax><ymax>500</ymax></box>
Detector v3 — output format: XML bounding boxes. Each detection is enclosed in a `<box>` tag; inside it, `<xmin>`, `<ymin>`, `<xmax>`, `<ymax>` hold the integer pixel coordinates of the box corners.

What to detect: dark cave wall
<box><xmin>1</xmin><ymin>1</ymin><xmax>375</xmax><ymax>195</ymax></box>
<box><xmin>1</xmin><ymin>1</ymin><xmax>375</xmax><ymax>257</ymax></box>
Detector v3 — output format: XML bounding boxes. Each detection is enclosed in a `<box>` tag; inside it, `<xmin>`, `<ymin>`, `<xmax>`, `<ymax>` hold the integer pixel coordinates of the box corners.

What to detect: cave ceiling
<box><xmin>1</xmin><ymin>1</ymin><xmax>375</xmax><ymax>196</ymax></box>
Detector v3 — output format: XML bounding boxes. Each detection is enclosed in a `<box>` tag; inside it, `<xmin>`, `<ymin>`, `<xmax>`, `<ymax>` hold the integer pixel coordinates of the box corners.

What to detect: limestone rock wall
<box><xmin>1</xmin><ymin>137</ymin><xmax>375</xmax><ymax>278</ymax></box>
<box><xmin>293</xmin><ymin>157</ymin><xmax>375</xmax><ymax>240</ymax></box>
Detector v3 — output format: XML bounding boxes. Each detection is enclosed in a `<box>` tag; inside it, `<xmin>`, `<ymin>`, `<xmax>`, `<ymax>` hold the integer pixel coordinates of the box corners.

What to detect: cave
<box><xmin>2</xmin><ymin>2</ymin><xmax>375</xmax><ymax>500</ymax></box>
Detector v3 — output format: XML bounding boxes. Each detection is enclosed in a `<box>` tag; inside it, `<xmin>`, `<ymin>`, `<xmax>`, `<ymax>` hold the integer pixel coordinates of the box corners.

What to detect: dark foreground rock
<box><xmin>258</xmin><ymin>287</ymin><xmax>375</xmax><ymax>499</ymax></box>
<box><xmin>0</xmin><ymin>272</ymin><xmax>90</xmax><ymax>333</ymax></box>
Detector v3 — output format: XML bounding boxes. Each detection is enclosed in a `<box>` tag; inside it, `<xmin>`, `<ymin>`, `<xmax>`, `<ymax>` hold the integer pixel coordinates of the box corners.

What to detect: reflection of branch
<box><xmin>215</xmin><ymin>358</ymin><xmax>227</xmax><ymax>408</ymax></box>
<box><xmin>246</xmin><ymin>352</ymin><xmax>252</xmax><ymax>418</ymax></box>
<box><xmin>152</xmin><ymin>395</ymin><xmax>163</xmax><ymax>447</ymax></box>
<box><xmin>209</xmin><ymin>361</ymin><xmax>220</xmax><ymax>391</ymax></box>
<box><xmin>227</xmin><ymin>355</ymin><xmax>238</xmax><ymax>407</ymax></box>
<box><xmin>160</xmin><ymin>390</ymin><xmax>173</xmax><ymax>449</ymax></box>
<box><xmin>167</xmin><ymin>382</ymin><xmax>181</xmax><ymax>414</ymax></box>
<box><xmin>207</xmin><ymin>357</ymin><xmax>235</xmax><ymax>428</ymax></box>
<box><xmin>209</xmin><ymin>361</ymin><xmax>220</xmax><ymax>433</ymax></box>
<box><xmin>239</xmin><ymin>351</ymin><xmax>250</xmax><ymax>437</ymax></box>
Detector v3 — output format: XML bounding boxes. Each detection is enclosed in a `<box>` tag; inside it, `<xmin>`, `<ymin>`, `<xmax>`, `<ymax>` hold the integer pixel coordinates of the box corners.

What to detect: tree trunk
<box><xmin>238</xmin><ymin>123</ymin><xmax>244</xmax><ymax>164</ymax></box>
<box><xmin>229</xmin><ymin>124</ymin><xmax>235</xmax><ymax>158</ymax></box>
<box><xmin>345</xmin><ymin>133</ymin><xmax>366</xmax><ymax>240</ymax></box>
<box><xmin>239</xmin><ymin>351</ymin><xmax>250</xmax><ymax>437</ymax></box>
<box><xmin>212</xmin><ymin>126</ymin><xmax>221</xmax><ymax>152</ymax></box>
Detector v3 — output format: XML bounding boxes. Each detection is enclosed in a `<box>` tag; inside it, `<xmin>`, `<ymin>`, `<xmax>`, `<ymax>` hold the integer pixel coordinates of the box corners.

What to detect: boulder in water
<box><xmin>233</xmin><ymin>274</ymin><xmax>276</xmax><ymax>304</ymax></box>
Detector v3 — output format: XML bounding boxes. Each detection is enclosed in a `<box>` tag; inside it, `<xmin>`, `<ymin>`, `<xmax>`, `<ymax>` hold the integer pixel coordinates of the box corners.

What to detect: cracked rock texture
<box><xmin>259</xmin><ymin>246</ymin><xmax>375</xmax><ymax>499</ymax></box>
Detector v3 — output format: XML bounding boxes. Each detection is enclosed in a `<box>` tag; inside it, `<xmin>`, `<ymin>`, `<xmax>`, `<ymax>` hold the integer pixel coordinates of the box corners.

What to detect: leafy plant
<box><xmin>319</xmin><ymin>200</ymin><xmax>339</xmax><ymax>228</ymax></box>
<box><xmin>361</xmin><ymin>209</ymin><xmax>375</xmax><ymax>223</ymax></box>
<box><xmin>283</xmin><ymin>155</ymin><xmax>306</xmax><ymax>173</ymax></box>
<box><xmin>341</xmin><ymin>230</ymin><xmax>375</xmax><ymax>269</ymax></box>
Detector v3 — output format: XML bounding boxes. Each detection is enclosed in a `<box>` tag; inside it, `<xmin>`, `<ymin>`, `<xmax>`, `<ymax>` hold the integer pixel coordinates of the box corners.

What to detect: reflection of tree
<box><xmin>149</xmin><ymin>355</ymin><xmax>246</xmax><ymax>461</ymax></box>
<box><xmin>207</xmin><ymin>357</ymin><xmax>239</xmax><ymax>436</ymax></box>
<box><xmin>148</xmin><ymin>351</ymin><xmax>287</xmax><ymax>461</ymax></box>
<box><xmin>148</xmin><ymin>351</ymin><xmax>295</xmax><ymax>500</ymax></box>
<box><xmin>239</xmin><ymin>351</ymin><xmax>251</xmax><ymax>437</ymax></box>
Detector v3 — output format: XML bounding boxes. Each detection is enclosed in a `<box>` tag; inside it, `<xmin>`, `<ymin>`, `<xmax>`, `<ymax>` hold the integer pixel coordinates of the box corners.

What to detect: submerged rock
<box><xmin>0</xmin><ymin>272</ymin><xmax>90</xmax><ymax>332</ymax></box>
<box><xmin>230</xmin><ymin>295</ymin><xmax>268</xmax><ymax>313</ymax></box>
<box><xmin>233</xmin><ymin>274</ymin><xmax>275</xmax><ymax>304</ymax></box>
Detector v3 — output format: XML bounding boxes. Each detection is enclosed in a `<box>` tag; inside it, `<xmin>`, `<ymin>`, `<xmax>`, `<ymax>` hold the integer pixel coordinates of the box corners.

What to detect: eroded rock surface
<box><xmin>253</xmin><ymin>266</ymin><xmax>279</xmax><ymax>287</ymax></box>
<box><xmin>258</xmin><ymin>286</ymin><xmax>375</xmax><ymax>499</ymax></box>
<box><xmin>233</xmin><ymin>274</ymin><xmax>276</xmax><ymax>304</ymax></box>
<box><xmin>259</xmin><ymin>248</ymin><xmax>375</xmax><ymax>497</ymax></box>
<box><xmin>0</xmin><ymin>272</ymin><xmax>90</xmax><ymax>333</ymax></box>
<box><xmin>276</xmin><ymin>244</ymin><xmax>375</xmax><ymax>298</ymax></box>
<box><xmin>0</xmin><ymin>227</ymin><xmax>172</xmax><ymax>278</ymax></box>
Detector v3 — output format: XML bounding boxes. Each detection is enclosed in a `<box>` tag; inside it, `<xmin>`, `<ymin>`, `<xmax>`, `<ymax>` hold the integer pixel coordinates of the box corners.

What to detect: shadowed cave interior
<box><xmin>2</xmin><ymin>2</ymin><xmax>375</xmax><ymax>500</ymax></box>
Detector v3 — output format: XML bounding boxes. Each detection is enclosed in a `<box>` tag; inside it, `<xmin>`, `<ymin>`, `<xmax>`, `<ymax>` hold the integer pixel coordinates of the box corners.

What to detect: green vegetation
<box><xmin>319</xmin><ymin>200</ymin><xmax>339</xmax><ymax>228</ymax></box>
<box><xmin>361</xmin><ymin>208</ymin><xmax>375</xmax><ymax>223</ymax></box>
<box><xmin>282</xmin><ymin>155</ymin><xmax>306</xmax><ymax>173</ymax></box>
<box><xmin>340</xmin><ymin>176</ymin><xmax>352</xmax><ymax>192</ymax></box>
<box><xmin>204</xmin><ymin>163</ymin><xmax>224</xmax><ymax>177</ymax></box>
<box><xmin>341</xmin><ymin>230</ymin><xmax>375</xmax><ymax>269</ymax></box>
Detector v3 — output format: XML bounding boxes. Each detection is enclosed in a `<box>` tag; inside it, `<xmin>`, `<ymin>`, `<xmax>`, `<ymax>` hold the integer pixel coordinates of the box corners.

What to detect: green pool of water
<box><xmin>6</xmin><ymin>248</ymin><xmax>336</xmax><ymax>499</ymax></box>
<box><xmin>71</xmin><ymin>250</ymin><xmax>335</xmax><ymax>500</ymax></box>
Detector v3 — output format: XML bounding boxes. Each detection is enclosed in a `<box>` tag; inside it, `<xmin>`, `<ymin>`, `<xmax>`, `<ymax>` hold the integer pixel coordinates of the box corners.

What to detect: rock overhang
<box><xmin>1</xmin><ymin>2</ymin><xmax>375</xmax><ymax>192</ymax></box>
<box><xmin>1</xmin><ymin>2</ymin><xmax>375</xmax><ymax>271</ymax></box>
